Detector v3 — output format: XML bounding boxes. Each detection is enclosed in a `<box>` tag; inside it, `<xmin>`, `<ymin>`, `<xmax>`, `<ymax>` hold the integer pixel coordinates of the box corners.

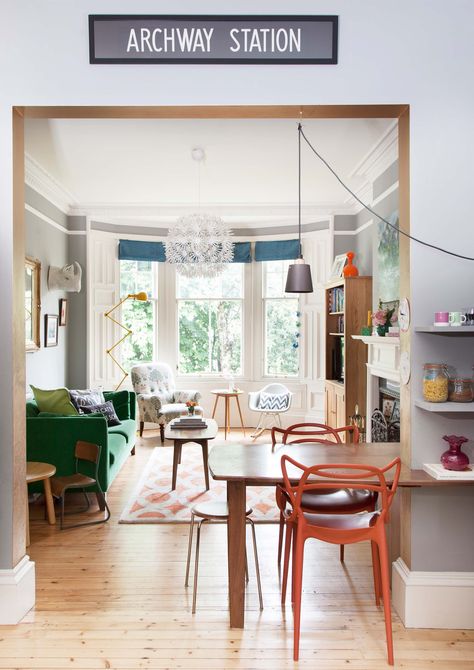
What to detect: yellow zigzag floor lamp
<box><xmin>105</xmin><ymin>292</ymin><xmax>148</xmax><ymax>390</ymax></box>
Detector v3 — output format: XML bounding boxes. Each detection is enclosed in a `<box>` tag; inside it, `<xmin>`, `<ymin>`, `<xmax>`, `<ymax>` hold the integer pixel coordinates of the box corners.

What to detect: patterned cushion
<box><xmin>69</xmin><ymin>389</ymin><xmax>105</xmax><ymax>413</ymax></box>
<box><xmin>258</xmin><ymin>392</ymin><xmax>290</xmax><ymax>411</ymax></box>
<box><xmin>82</xmin><ymin>400</ymin><xmax>121</xmax><ymax>426</ymax></box>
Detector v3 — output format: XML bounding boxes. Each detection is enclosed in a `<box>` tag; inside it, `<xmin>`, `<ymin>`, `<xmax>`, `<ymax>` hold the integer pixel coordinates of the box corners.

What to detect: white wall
<box><xmin>1</xmin><ymin>0</ymin><xmax>474</xmax><ymax>578</ymax></box>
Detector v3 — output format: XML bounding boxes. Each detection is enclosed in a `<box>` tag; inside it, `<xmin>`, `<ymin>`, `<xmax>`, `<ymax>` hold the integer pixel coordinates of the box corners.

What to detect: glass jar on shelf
<box><xmin>448</xmin><ymin>376</ymin><xmax>473</xmax><ymax>403</ymax></box>
<box><xmin>422</xmin><ymin>363</ymin><xmax>448</xmax><ymax>402</ymax></box>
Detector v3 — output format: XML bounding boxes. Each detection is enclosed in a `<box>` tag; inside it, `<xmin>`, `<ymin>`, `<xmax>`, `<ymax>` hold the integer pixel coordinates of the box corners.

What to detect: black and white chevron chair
<box><xmin>248</xmin><ymin>383</ymin><xmax>292</xmax><ymax>439</ymax></box>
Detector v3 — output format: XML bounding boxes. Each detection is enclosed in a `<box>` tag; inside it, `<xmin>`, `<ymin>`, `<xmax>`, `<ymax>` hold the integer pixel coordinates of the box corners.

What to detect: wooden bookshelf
<box><xmin>324</xmin><ymin>276</ymin><xmax>373</xmax><ymax>432</ymax></box>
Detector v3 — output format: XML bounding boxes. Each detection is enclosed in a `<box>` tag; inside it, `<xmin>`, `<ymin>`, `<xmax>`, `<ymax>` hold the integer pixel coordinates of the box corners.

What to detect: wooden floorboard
<box><xmin>11</xmin><ymin>429</ymin><xmax>474</xmax><ymax>669</ymax></box>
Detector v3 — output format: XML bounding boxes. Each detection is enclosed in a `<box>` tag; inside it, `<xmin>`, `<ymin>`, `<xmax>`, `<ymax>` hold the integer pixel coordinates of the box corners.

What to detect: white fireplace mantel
<box><xmin>352</xmin><ymin>335</ymin><xmax>400</xmax><ymax>441</ymax></box>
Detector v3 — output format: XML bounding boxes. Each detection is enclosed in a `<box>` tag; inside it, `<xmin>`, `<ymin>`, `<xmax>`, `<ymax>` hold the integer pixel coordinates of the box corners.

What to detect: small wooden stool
<box><xmin>26</xmin><ymin>461</ymin><xmax>56</xmax><ymax>545</ymax></box>
<box><xmin>211</xmin><ymin>389</ymin><xmax>246</xmax><ymax>440</ymax></box>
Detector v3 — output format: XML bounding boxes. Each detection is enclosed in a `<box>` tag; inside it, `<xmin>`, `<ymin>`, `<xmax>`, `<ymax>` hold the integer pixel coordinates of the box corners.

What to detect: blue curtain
<box><xmin>119</xmin><ymin>240</ymin><xmax>166</xmax><ymax>262</ymax></box>
<box><xmin>232</xmin><ymin>242</ymin><xmax>251</xmax><ymax>263</ymax></box>
<box><xmin>254</xmin><ymin>239</ymin><xmax>300</xmax><ymax>261</ymax></box>
<box><xmin>119</xmin><ymin>239</ymin><xmax>251</xmax><ymax>263</ymax></box>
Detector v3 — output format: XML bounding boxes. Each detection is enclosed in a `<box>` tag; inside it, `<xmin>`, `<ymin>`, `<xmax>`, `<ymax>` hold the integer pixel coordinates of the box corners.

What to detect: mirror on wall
<box><xmin>25</xmin><ymin>257</ymin><xmax>41</xmax><ymax>352</ymax></box>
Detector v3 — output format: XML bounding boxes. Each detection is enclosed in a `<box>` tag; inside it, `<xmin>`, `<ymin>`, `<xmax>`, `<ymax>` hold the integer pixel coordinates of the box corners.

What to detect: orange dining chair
<box><xmin>280</xmin><ymin>454</ymin><xmax>401</xmax><ymax>664</ymax></box>
<box><xmin>272</xmin><ymin>423</ymin><xmax>377</xmax><ymax>566</ymax></box>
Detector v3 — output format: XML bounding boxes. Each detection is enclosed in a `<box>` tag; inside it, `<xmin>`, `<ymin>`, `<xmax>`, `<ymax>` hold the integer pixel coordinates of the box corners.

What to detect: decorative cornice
<box><xmin>70</xmin><ymin>201</ymin><xmax>358</xmax><ymax>227</ymax></box>
<box><xmin>25</xmin><ymin>153</ymin><xmax>77</xmax><ymax>214</ymax></box>
<box><xmin>350</xmin><ymin>120</ymin><xmax>399</xmax><ymax>183</ymax></box>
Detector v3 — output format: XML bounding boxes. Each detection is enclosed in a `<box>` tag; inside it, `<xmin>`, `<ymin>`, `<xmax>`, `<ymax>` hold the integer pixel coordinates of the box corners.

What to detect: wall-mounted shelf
<box><xmin>328</xmin><ymin>311</ymin><xmax>344</xmax><ymax>316</ymax></box>
<box><xmin>415</xmin><ymin>326</ymin><xmax>474</xmax><ymax>334</ymax></box>
<box><xmin>329</xmin><ymin>332</ymin><xmax>345</xmax><ymax>336</ymax></box>
<box><xmin>415</xmin><ymin>399</ymin><xmax>474</xmax><ymax>413</ymax></box>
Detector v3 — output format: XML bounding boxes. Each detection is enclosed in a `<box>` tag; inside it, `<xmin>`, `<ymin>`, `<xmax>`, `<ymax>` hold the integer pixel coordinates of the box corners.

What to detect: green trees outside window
<box><xmin>263</xmin><ymin>260</ymin><xmax>299</xmax><ymax>377</ymax></box>
<box><xmin>119</xmin><ymin>260</ymin><xmax>156</xmax><ymax>370</ymax></box>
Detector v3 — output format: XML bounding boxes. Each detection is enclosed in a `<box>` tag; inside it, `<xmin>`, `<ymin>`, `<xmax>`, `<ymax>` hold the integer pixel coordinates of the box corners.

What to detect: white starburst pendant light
<box><xmin>164</xmin><ymin>147</ymin><xmax>234</xmax><ymax>278</ymax></box>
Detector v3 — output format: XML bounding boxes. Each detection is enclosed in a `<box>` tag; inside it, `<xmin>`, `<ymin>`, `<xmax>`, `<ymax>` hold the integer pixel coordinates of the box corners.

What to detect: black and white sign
<box><xmin>89</xmin><ymin>15</ymin><xmax>338</xmax><ymax>64</ymax></box>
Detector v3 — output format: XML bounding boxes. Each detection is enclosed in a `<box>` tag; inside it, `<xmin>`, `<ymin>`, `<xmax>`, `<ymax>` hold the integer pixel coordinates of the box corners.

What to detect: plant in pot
<box><xmin>372</xmin><ymin>304</ymin><xmax>398</xmax><ymax>336</ymax></box>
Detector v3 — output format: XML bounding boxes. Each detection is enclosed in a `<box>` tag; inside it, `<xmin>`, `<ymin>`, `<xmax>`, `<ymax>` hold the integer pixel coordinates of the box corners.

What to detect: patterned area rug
<box><xmin>119</xmin><ymin>442</ymin><xmax>280</xmax><ymax>523</ymax></box>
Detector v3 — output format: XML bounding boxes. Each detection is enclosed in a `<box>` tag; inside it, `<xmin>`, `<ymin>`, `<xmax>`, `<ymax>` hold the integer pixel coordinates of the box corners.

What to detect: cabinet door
<box><xmin>335</xmin><ymin>385</ymin><xmax>346</xmax><ymax>431</ymax></box>
<box><xmin>325</xmin><ymin>383</ymin><xmax>337</xmax><ymax>428</ymax></box>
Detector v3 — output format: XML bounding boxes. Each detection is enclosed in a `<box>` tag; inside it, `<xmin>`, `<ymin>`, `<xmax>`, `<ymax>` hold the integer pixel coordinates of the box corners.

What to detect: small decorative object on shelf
<box><xmin>349</xmin><ymin>404</ymin><xmax>366</xmax><ymax>441</ymax></box>
<box><xmin>440</xmin><ymin>434</ymin><xmax>470</xmax><ymax>471</ymax></box>
<box><xmin>186</xmin><ymin>400</ymin><xmax>197</xmax><ymax>415</ymax></box>
<box><xmin>372</xmin><ymin>302</ymin><xmax>398</xmax><ymax>337</ymax></box>
<box><xmin>448</xmin><ymin>376</ymin><xmax>473</xmax><ymax>403</ymax></box>
<box><xmin>342</xmin><ymin>251</ymin><xmax>359</xmax><ymax>277</ymax></box>
<box><xmin>423</xmin><ymin>363</ymin><xmax>448</xmax><ymax>402</ymax></box>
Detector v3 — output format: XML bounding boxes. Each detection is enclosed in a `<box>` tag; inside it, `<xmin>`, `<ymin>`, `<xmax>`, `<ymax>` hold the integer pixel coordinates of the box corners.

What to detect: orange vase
<box><xmin>343</xmin><ymin>251</ymin><xmax>359</xmax><ymax>277</ymax></box>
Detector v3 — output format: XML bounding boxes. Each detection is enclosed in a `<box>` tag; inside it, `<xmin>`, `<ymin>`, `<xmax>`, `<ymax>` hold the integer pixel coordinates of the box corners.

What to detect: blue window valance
<box><xmin>119</xmin><ymin>239</ymin><xmax>251</xmax><ymax>264</ymax></box>
<box><xmin>119</xmin><ymin>240</ymin><xmax>166</xmax><ymax>262</ymax></box>
<box><xmin>254</xmin><ymin>239</ymin><xmax>300</xmax><ymax>262</ymax></box>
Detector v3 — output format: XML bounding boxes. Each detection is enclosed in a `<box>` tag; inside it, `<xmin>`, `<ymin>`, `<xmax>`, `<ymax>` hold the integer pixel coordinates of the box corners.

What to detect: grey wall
<box><xmin>67</xmin><ymin>223</ymin><xmax>88</xmax><ymax>388</ymax></box>
<box><xmin>25</xmin><ymin>205</ymin><xmax>68</xmax><ymax>390</ymax></box>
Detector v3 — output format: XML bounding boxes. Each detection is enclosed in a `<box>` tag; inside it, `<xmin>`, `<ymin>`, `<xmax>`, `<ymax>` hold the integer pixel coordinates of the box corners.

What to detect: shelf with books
<box><xmin>324</xmin><ymin>276</ymin><xmax>372</xmax><ymax>431</ymax></box>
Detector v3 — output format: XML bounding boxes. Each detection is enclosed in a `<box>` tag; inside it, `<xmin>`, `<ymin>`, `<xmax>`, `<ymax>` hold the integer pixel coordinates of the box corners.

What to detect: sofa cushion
<box><xmin>26</xmin><ymin>400</ymin><xmax>39</xmax><ymax>417</ymax></box>
<box><xmin>108</xmin><ymin>419</ymin><xmax>136</xmax><ymax>444</ymax></box>
<box><xmin>83</xmin><ymin>401</ymin><xmax>121</xmax><ymax>426</ymax></box>
<box><xmin>30</xmin><ymin>385</ymin><xmax>78</xmax><ymax>416</ymax></box>
<box><xmin>103</xmin><ymin>390</ymin><xmax>131</xmax><ymax>421</ymax></box>
<box><xmin>69</xmin><ymin>388</ymin><xmax>105</xmax><ymax>413</ymax></box>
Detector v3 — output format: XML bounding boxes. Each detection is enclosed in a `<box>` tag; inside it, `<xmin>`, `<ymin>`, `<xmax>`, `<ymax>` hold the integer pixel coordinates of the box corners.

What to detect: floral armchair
<box><xmin>130</xmin><ymin>362</ymin><xmax>202</xmax><ymax>442</ymax></box>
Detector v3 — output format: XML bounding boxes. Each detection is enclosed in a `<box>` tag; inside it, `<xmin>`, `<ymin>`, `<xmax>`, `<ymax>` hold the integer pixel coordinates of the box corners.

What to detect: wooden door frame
<box><xmin>12</xmin><ymin>103</ymin><xmax>410</xmax><ymax>562</ymax></box>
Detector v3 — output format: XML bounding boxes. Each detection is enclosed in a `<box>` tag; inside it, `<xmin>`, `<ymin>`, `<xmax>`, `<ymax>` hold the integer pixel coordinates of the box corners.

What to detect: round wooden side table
<box><xmin>26</xmin><ymin>461</ymin><xmax>56</xmax><ymax>546</ymax></box>
<box><xmin>210</xmin><ymin>389</ymin><xmax>246</xmax><ymax>440</ymax></box>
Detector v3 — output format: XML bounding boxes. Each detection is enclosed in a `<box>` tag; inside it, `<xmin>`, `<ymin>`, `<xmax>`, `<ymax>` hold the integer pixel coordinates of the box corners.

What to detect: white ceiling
<box><xmin>24</xmin><ymin>117</ymin><xmax>397</xmax><ymax>227</ymax></box>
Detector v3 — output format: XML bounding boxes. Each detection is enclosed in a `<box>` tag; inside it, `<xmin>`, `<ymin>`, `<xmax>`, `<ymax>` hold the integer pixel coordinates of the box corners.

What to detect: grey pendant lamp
<box><xmin>285</xmin><ymin>123</ymin><xmax>314</xmax><ymax>293</ymax></box>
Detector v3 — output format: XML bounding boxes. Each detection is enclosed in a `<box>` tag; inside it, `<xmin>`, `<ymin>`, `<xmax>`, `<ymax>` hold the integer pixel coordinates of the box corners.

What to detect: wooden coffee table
<box><xmin>164</xmin><ymin>418</ymin><xmax>218</xmax><ymax>491</ymax></box>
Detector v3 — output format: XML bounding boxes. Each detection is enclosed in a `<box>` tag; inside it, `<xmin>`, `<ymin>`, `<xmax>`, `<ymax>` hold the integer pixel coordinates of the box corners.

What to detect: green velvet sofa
<box><xmin>26</xmin><ymin>390</ymin><xmax>136</xmax><ymax>492</ymax></box>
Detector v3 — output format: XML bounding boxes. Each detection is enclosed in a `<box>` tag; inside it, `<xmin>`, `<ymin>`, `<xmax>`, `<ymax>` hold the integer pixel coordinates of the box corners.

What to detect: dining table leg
<box><xmin>227</xmin><ymin>480</ymin><xmax>246</xmax><ymax>628</ymax></box>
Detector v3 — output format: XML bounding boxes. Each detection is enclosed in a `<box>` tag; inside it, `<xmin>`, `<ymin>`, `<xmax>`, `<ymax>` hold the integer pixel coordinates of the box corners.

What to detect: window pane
<box><xmin>178</xmin><ymin>301</ymin><xmax>211</xmax><ymax>374</ymax></box>
<box><xmin>265</xmin><ymin>299</ymin><xmax>299</xmax><ymax>376</ymax></box>
<box><xmin>263</xmin><ymin>259</ymin><xmax>293</xmax><ymax>298</ymax></box>
<box><xmin>178</xmin><ymin>299</ymin><xmax>242</xmax><ymax>375</ymax></box>
<box><xmin>177</xmin><ymin>264</ymin><xmax>243</xmax><ymax>299</ymax></box>
<box><xmin>121</xmin><ymin>299</ymin><xmax>154</xmax><ymax>369</ymax></box>
<box><xmin>119</xmin><ymin>260</ymin><xmax>156</xmax><ymax>370</ymax></box>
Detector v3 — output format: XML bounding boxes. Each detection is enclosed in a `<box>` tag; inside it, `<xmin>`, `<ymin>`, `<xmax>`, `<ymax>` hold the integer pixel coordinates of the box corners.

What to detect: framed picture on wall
<box><xmin>44</xmin><ymin>314</ymin><xmax>59</xmax><ymax>347</ymax></box>
<box><xmin>329</xmin><ymin>253</ymin><xmax>347</xmax><ymax>279</ymax></box>
<box><xmin>59</xmin><ymin>298</ymin><xmax>68</xmax><ymax>326</ymax></box>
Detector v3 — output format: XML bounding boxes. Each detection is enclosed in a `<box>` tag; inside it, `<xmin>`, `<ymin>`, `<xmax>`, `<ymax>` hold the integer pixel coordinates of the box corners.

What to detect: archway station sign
<box><xmin>89</xmin><ymin>15</ymin><xmax>338</xmax><ymax>64</ymax></box>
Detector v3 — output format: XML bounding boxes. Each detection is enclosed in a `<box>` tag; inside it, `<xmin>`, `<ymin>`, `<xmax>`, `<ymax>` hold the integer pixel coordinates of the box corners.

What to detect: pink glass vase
<box><xmin>440</xmin><ymin>435</ymin><xmax>469</xmax><ymax>471</ymax></box>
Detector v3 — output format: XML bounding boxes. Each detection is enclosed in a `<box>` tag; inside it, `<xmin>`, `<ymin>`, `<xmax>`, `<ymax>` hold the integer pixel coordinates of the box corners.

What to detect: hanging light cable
<box><xmin>285</xmin><ymin>123</ymin><xmax>314</xmax><ymax>293</ymax></box>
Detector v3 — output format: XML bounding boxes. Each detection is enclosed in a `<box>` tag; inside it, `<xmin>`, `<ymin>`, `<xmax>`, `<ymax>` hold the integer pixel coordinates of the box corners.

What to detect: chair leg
<box><xmin>250</xmin><ymin>413</ymin><xmax>266</xmax><ymax>439</ymax></box>
<box><xmin>292</xmin><ymin>529</ymin><xmax>305</xmax><ymax>662</ymax></box>
<box><xmin>339</xmin><ymin>544</ymin><xmax>345</xmax><ymax>563</ymax></box>
<box><xmin>281</xmin><ymin>520</ymin><xmax>293</xmax><ymax>604</ymax></box>
<box><xmin>192</xmin><ymin>519</ymin><xmax>208</xmax><ymax>614</ymax></box>
<box><xmin>159</xmin><ymin>424</ymin><xmax>165</xmax><ymax>443</ymax></box>
<box><xmin>139</xmin><ymin>421</ymin><xmax>144</xmax><ymax>437</ymax></box>
<box><xmin>371</xmin><ymin>540</ymin><xmax>381</xmax><ymax>606</ymax></box>
<box><xmin>247</xmin><ymin>519</ymin><xmax>263</xmax><ymax>611</ymax></box>
<box><xmin>377</xmin><ymin>533</ymin><xmax>395</xmax><ymax>665</ymax></box>
<box><xmin>185</xmin><ymin>513</ymin><xmax>195</xmax><ymax>587</ymax></box>
<box><xmin>277</xmin><ymin>511</ymin><xmax>285</xmax><ymax>566</ymax></box>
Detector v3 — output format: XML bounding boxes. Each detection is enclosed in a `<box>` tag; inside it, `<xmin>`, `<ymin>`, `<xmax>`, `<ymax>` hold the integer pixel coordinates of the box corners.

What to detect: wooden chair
<box><xmin>272</xmin><ymin>423</ymin><xmax>377</xmax><ymax>567</ymax></box>
<box><xmin>50</xmin><ymin>441</ymin><xmax>111</xmax><ymax>529</ymax></box>
<box><xmin>281</xmin><ymin>454</ymin><xmax>401</xmax><ymax>664</ymax></box>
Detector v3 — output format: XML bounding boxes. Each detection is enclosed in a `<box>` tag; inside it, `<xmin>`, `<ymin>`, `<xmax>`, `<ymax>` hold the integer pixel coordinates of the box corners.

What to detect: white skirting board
<box><xmin>392</xmin><ymin>558</ymin><xmax>474</xmax><ymax>629</ymax></box>
<box><xmin>0</xmin><ymin>556</ymin><xmax>35</xmax><ymax>624</ymax></box>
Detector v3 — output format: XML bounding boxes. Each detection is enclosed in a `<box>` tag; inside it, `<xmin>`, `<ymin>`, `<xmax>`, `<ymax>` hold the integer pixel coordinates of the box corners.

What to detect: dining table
<box><xmin>208</xmin><ymin>440</ymin><xmax>460</xmax><ymax>629</ymax></box>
